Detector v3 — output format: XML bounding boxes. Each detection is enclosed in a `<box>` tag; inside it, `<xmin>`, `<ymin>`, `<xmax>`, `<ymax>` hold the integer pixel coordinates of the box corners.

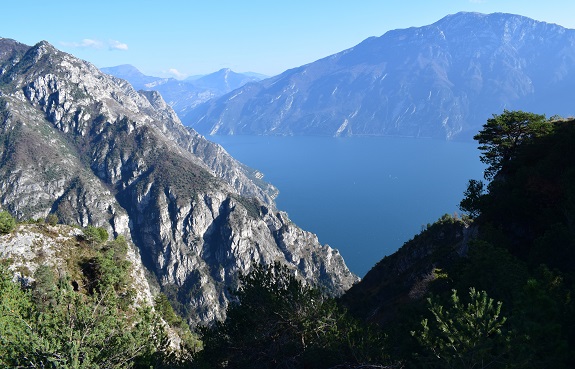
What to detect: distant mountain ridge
<box><xmin>99</xmin><ymin>64</ymin><xmax>160</xmax><ymax>89</ymax></box>
<box><xmin>184</xmin><ymin>12</ymin><xmax>575</xmax><ymax>140</ymax></box>
<box><xmin>101</xmin><ymin>65</ymin><xmax>267</xmax><ymax>117</ymax></box>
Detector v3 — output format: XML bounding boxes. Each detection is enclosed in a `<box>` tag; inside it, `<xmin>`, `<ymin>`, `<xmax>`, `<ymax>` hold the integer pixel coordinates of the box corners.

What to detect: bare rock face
<box><xmin>0</xmin><ymin>38</ymin><xmax>357</xmax><ymax>325</ymax></box>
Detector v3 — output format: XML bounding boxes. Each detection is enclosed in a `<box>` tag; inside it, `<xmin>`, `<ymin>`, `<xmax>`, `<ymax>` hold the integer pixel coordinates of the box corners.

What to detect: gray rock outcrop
<box><xmin>0</xmin><ymin>38</ymin><xmax>357</xmax><ymax>325</ymax></box>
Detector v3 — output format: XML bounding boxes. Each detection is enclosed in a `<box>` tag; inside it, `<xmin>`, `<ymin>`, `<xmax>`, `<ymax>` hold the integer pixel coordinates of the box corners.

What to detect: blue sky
<box><xmin>1</xmin><ymin>0</ymin><xmax>573</xmax><ymax>78</ymax></box>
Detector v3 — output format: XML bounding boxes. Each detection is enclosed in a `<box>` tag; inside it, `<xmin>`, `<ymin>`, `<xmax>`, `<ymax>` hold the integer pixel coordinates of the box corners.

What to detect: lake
<box><xmin>209</xmin><ymin>135</ymin><xmax>486</xmax><ymax>277</ymax></box>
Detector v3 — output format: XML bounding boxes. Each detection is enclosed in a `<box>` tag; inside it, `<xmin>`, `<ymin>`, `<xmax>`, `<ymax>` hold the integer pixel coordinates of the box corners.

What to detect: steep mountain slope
<box><xmin>185</xmin><ymin>12</ymin><xmax>575</xmax><ymax>139</ymax></box>
<box><xmin>341</xmin><ymin>215</ymin><xmax>475</xmax><ymax>325</ymax></box>
<box><xmin>101</xmin><ymin>65</ymin><xmax>265</xmax><ymax>117</ymax></box>
<box><xmin>340</xmin><ymin>117</ymin><xmax>575</xmax><ymax>367</ymax></box>
<box><xmin>0</xmin><ymin>38</ymin><xmax>357</xmax><ymax>325</ymax></box>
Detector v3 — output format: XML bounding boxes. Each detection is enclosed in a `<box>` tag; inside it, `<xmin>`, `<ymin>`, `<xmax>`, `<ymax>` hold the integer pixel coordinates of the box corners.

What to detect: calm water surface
<box><xmin>209</xmin><ymin>135</ymin><xmax>485</xmax><ymax>277</ymax></box>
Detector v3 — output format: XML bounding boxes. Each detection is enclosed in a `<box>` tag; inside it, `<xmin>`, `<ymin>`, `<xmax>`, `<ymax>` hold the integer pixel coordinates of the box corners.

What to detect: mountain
<box><xmin>101</xmin><ymin>65</ymin><xmax>266</xmax><ymax>118</ymax></box>
<box><xmin>191</xmin><ymin>68</ymin><xmax>265</xmax><ymax>95</ymax></box>
<box><xmin>100</xmin><ymin>64</ymin><xmax>162</xmax><ymax>90</ymax></box>
<box><xmin>184</xmin><ymin>12</ymin><xmax>575</xmax><ymax>140</ymax></box>
<box><xmin>241</xmin><ymin>71</ymin><xmax>270</xmax><ymax>80</ymax></box>
<box><xmin>185</xmin><ymin>74</ymin><xmax>205</xmax><ymax>81</ymax></box>
<box><xmin>0</xmin><ymin>38</ymin><xmax>357</xmax><ymax>325</ymax></box>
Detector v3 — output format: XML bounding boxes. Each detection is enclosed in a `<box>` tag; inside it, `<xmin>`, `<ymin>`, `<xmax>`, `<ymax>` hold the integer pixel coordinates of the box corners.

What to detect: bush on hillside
<box><xmin>0</xmin><ymin>211</ymin><xmax>16</xmax><ymax>234</ymax></box>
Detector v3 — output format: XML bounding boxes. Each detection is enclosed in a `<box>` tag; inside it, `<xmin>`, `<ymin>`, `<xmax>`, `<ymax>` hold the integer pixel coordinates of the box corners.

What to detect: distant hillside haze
<box><xmin>100</xmin><ymin>65</ymin><xmax>267</xmax><ymax>117</ymax></box>
<box><xmin>191</xmin><ymin>68</ymin><xmax>266</xmax><ymax>93</ymax></box>
<box><xmin>100</xmin><ymin>64</ymin><xmax>161</xmax><ymax>89</ymax></box>
<box><xmin>184</xmin><ymin>12</ymin><xmax>575</xmax><ymax>140</ymax></box>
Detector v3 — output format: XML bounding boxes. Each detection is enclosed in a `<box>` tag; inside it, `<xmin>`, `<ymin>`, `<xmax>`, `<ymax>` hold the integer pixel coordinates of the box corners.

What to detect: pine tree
<box><xmin>413</xmin><ymin>288</ymin><xmax>510</xmax><ymax>369</ymax></box>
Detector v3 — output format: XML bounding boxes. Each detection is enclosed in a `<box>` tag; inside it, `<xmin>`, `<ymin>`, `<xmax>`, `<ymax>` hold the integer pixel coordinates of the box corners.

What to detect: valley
<box><xmin>0</xmin><ymin>7</ymin><xmax>574</xmax><ymax>368</ymax></box>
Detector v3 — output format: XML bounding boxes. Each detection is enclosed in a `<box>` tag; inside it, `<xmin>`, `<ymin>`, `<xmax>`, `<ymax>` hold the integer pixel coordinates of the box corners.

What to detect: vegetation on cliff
<box><xmin>1</xmin><ymin>110</ymin><xmax>574</xmax><ymax>368</ymax></box>
<box><xmin>197</xmin><ymin>262</ymin><xmax>391</xmax><ymax>368</ymax></box>
<box><xmin>0</xmin><ymin>223</ymin><xmax>199</xmax><ymax>368</ymax></box>
<box><xmin>369</xmin><ymin>111</ymin><xmax>575</xmax><ymax>368</ymax></box>
<box><xmin>190</xmin><ymin>111</ymin><xmax>574</xmax><ymax>368</ymax></box>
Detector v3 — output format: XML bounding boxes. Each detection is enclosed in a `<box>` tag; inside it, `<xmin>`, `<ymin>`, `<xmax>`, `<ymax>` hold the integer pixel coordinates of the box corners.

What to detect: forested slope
<box><xmin>196</xmin><ymin>111</ymin><xmax>575</xmax><ymax>368</ymax></box>
<box><xmin>343</xmin><ymin>111</ymin><xmax>575</xmax><ymax>368</ymax></box>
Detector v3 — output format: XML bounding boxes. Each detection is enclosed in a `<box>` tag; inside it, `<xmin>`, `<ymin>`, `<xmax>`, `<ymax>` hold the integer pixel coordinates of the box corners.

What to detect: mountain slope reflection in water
<box><xmin>210</xmin><ymin>135</ymin><xmax>485</xmax><ymax>277</ymax></box>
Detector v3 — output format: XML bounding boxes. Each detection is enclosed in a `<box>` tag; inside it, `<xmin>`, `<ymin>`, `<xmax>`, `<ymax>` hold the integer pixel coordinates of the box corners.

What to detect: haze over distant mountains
<box><xmin>184</xmin><ymin>12</ymin><xmax>575</xmax><ymax>140</ymax></box>
<box><xmin>100</xmin><ymin>65</ymin><xmax>267</xmax><ymax>117</ymax></box>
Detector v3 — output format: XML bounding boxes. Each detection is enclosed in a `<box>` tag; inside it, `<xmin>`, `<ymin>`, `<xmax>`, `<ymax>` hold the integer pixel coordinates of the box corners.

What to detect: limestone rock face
<box><xmin>0</xmin><ymin>38</ymin><xmax>357</xmax><ymax>325</ymax></box>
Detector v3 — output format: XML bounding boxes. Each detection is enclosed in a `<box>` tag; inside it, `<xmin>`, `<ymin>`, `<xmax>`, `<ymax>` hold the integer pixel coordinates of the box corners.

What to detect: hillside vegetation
<box><xmin>0</xmin><ymin>221</ymin><xmax>199</xmax><ymax>368</ymax></box>
<box><xmin>197</xmin><ymin>110</ymin><xmax>575</xmax><ymax>368</ymax></box>
<box><xmin>342</xmin><ymin>110</ymin><xmax>575</xmax><ymax>368</ymax></box>
<box><xmin>1</xmin><ymin>110</ymin><xmax>574</xmax><ymax>368</ymax></box>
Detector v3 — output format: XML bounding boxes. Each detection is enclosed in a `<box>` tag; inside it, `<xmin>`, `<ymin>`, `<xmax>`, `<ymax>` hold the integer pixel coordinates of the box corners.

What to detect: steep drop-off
<box><xmin>0</xmin><ymin>38</ymin><xmax>357</xmax><ymax>325</ymax></box>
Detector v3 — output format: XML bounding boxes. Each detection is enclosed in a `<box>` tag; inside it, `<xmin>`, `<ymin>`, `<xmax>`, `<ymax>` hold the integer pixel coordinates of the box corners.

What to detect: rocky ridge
<box><xmin>0</xmin><ymin>38</ymin><xmax>357</xmax><ymax>325</ymax></box>
<box><xmin>185</xmin><ymin>12</ymin><xmax>575</xmax><ymax>140</ymax></box>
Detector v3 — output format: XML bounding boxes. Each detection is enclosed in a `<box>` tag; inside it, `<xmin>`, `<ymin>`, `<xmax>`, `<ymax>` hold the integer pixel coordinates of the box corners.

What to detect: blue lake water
<box><xmin>209</xmin><ymin>135</ymin><xmax>486</xmax><ymax>277</ymax></box>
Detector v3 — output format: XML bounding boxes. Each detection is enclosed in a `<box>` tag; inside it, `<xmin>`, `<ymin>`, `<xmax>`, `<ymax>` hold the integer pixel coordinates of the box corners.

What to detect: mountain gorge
<box><xmin>0</xmin><ymin>38</ymin><xmax>356</xmax><ymax>325</ymax></box>
<box><xmin>184</xmin><ymin>12</ymin><xmax>575</xmax><ymax>140</ymax></box>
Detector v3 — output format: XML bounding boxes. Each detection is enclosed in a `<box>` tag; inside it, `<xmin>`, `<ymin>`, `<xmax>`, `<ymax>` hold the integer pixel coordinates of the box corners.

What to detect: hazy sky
<box><xmin>2</xmin><ymin>0</ymin><xmax>574</xmax><ymax>78</ymax></box>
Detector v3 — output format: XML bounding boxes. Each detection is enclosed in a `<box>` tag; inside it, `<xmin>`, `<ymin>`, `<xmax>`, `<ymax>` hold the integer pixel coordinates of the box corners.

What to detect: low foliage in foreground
<box><xmin>0</xmin><ymin>231</ymin><xmax>196</xmax><ymax>368</ymax></box>
<box><xmin>197</xmin><ymin>262</ymin><xmax>394</xmax><ymax>369</ymax></box>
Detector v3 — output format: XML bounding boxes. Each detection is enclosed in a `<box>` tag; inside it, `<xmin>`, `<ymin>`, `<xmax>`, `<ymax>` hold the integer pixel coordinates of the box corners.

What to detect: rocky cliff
<box><xmin>0</xmin><ymin>222</ymin><xmax>154</xmax><ymax>304</ymax></box>
<box><xmin>0</xmin><ymin>38</ymin><xmax>357</xmax><ymax>325</ymax></box>
<box><xmin>184</xmin><ymin>12</ymin><xmax>575</xmax><ymax>140</ymax></box>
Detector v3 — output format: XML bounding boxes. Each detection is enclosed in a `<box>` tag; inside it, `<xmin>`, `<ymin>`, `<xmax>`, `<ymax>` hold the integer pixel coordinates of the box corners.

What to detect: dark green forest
<box><xmin>1</xmin><ymin>110</ymin><xmax>574</xmax><ymax>368</ymax></box>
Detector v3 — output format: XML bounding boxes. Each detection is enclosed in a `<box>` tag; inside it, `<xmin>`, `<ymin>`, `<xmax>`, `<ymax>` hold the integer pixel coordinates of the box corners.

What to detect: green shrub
<box><xmin>0</xmin><ymin>211</ymin><xmax>16</xmax><ymax>234</ymax></box>
<box><xmin>82</xmin><ymin>225</ymin><xmax>109</xmax><ymax>244</ymax></box>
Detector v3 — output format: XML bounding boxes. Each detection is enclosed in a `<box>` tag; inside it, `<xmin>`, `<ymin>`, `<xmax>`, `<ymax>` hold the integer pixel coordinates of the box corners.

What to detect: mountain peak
<box><xmin>440</xmin><ymin>11</ymin><xmax>521</xmax><ymax>21</ymax></box>
<box><xmin>31</xmin><ymin>40</ymin><xmax>58</xmax><ymax>55</ymax></box>
<box><xmin>35</xmin><ymin>39</ymin><xmax>53</xmax><ymax>47</ymax></box>
<box><xmin>100</xmin><ymin>64</ymin><xmax>162</xmax><ymax>90</ymax></box>
<box><xmin>434</xmin><ymin>11</ymin><xmax>563</xmax><ymax>31</ymax></box>
<box><xmin>190</xmin><ymin>68</ymin><xmax>261</xmax><ymax>94</ymax></box>
<box><xmin>101</xmin><ymin>64</ymin><xmax>147</xmax><ymax>78</ymax></box>
<box><xmin>185</xmin><ymin>12</ymin><xmax>575</xmax><ymax>139</ymax></box>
